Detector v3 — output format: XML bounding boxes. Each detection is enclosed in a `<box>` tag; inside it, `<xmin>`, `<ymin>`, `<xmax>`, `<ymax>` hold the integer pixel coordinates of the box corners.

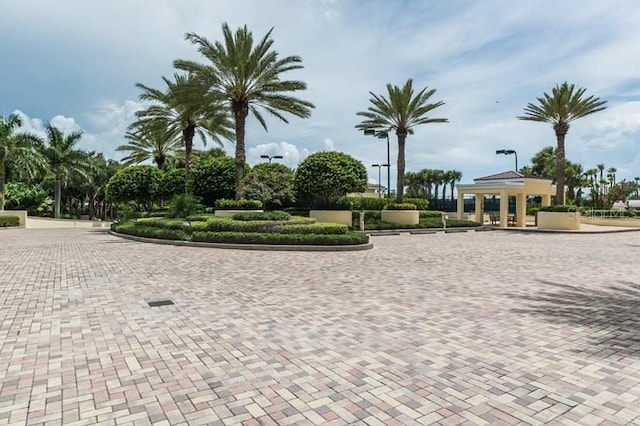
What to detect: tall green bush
<box><xmin>4</xmin><ymin>182</ymin><xmax>50</xmax><ymax>215</ymax></box>
<box><xmin>240</xmin><ymin>163</ymin><xmax>296</xmax><ymax>209</ymax></box>
<box><xmin>295</xmin><ymin>151</ymin><xmax>367</xmax><ymax>208</ymax></box>
<box><xmin>191</xmin><ymin>157</ymin><xmax>242</xmax><ymax>206</ymax></box>
<box><xmin>105</xmin><ymin>165</ymin><xmax>162</xmax><ymax>210</ymax></box>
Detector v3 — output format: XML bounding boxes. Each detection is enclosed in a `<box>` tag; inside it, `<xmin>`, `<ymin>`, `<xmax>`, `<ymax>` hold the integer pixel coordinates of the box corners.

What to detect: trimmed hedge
<box><xmin>215</xmin><ymin>199</ymin><xmax>263</xmax><ymax>210</ymax></box>
<box><xmin>342</xmin><ymin>197</ymin><xmax>390</xmax><ymax>211</ymax></box>
<box><xmin>232</xmin><ymin>211</ymin><xmax>290</xmax><ymax>221</ymax></box>
<box><xmin>111</xmin><ymin>223</ymin><xmax>188</xmax><ymax>240</ymax></box>
<box><xmin>192</xmin><ymin>231</ymin><xmax>368</xmax><ymax>245</ymax></box>
<box><xmin>420</xmin><ymin>210</ymin><xmax>445</xmax><ymax>218</ymax></box>
<box><xmin>404</xmin><ymin>198</ymin><xmax>429</xmax><ymax>210</ymax></box>
<box><xmin>539</xmin><ymin>205</ymin><xmax>579</xmax><ymax>212</ymax></box>
<box><xmin>270</xmin><ymin>223</ymin><xmax>348</xmax><ymax>235</ymax></box>
<box><xmin>384</xmin><ymin>203</ymin><xmax>417</xmax><ymax>210</ymax></box>
<box><xmin>0</xmin><ymin>216</ymin><xmax>20</xmax><ymax>227</ymax></box>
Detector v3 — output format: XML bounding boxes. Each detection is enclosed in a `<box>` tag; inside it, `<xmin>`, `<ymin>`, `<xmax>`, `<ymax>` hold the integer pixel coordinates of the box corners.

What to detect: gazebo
<box><xmin>456</xmin><ymin>171</ymin><xmax>556</xmax><ymax>227</ymax></box>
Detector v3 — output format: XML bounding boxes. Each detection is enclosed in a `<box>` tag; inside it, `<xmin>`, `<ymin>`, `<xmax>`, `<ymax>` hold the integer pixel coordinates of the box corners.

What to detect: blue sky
<box><xmin>2</xmin><ymin>0</ymin><xmax>640</xmax><ymax>189</ymax></box>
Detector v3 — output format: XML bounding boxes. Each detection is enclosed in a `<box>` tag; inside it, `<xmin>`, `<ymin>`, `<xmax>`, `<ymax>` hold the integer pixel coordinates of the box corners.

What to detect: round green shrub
<box><xmin>106</xmin><ymin>165</ymin><xmax>162</xmax><ymax>210</ymax></box>
<box><xmin>294</xmin><ymin>151</ymin><xmax>367</xmax><ymax>209</ymax></box>
<box><xmin>191</xmin><ymin>157</ymin><xmax>241</xmax><ymax>206</ymax></box>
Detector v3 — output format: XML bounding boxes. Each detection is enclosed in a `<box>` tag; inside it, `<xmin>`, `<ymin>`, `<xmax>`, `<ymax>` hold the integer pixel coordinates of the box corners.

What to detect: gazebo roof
<box><xmin>474</xmin><ymin>171</ymin><xmax>524</xmax><ymax>181</ymax></box>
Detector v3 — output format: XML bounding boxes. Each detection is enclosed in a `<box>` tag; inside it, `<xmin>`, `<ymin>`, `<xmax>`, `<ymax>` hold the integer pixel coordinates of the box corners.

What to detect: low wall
<box><xmin>581</xmin><ymin>217</ymin><xmax>640</xmax><ymax>227</ymax></box>
<box><xmin>538</xmin><ymin>211</ymin><xmax>581</xmax><ymax>230</ymax></box>
<box><xmin>381</xmin><ymin>210</ymin><xmax>419</xmax><ymax>225</ymax></box>
<box><xmin>0</xmin><ymin>210</ymin><xmax>27</xmax><ymax>227</ymax></box>
<box><xmin>309</xmin><ymin>210</ymin><xmax>353</xmax><ymax>226</ymax></box>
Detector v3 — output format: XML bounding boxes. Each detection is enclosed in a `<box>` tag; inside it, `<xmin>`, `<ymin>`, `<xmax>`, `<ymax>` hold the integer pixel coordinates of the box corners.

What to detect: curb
<box><xmin>108</xmin><ymin>231</ymin><xmax>374</xmax><ymax>252</ymax></box>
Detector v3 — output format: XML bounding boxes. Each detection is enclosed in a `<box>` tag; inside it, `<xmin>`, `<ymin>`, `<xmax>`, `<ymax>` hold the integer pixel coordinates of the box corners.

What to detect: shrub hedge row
<box><xmin>191</xmin><ymin>231</ymin><xmax>368</xmax><ymax>245</ymax></box>
<box><xmin>215</xmin><ymin>199</ymin><xmax>263</xmax><ymax>209</ymax></box>
<box><xmin>0</xmin><ymin>216</ymin><xmax>20</xmax><ymax>227</ymax></box>
<box><xmin>383</xmin><ymin>203</ymin><xmax>417</xmax><ymax>210</ymax></box>
<box><xmin>232</xmin><ymin>211</ymin><xmax>290</xmax><ymax>221</ymax></box>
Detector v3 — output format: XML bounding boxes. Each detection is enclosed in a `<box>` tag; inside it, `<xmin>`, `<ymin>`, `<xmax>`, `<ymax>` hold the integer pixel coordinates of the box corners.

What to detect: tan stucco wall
<box><xmin>581</xmin><ymin>218</ymin><xmax>640</xmax><ymax>227</ymax></box>
<box><xmin>381</xmin><ymin>210</ymin><xmax>419</xmax><ymax>225</ymax></box>
<box><xmin>537</xmin><ymin>212</ymin><xmax>581</xmax><ymax>230</ymax></box>
<box><xmin>0</xmin><ymin>210</ymin><xmax>27</xmax><ymax>227</ymax></box>
<box><xmin>309</xmin><ymin>210</ymin><xmax>353</xmax><ymax>226</ymax></box>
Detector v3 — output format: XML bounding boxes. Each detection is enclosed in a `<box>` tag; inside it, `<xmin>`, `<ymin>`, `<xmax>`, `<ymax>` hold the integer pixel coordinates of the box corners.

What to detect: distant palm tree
<box><xmin>0</xmin><ymin>113</ymin><xmax>45</xmax><ymax>211</ymax></box>
<box><xmin>356</xmin><ymin>79</ymin><xmax>447</xmax><ymax>202</ymax></box>
<box><xmin>404</xmin><ymin>171</ymin><xmax>423</xmax><ymax>198</ymax></box>
<box><xmin>41</xmin><ymin>124</ymin><xmax>91</xmax><ymax>218</ymax></box>
<box><xmin>441</xmin><ymin>170</ymin><xmax>451</xmax><ymax>204</ymax></box>
<box><xmin>449</xmin><ymin>170</ymin><xmax>462</xmax><ymax>202</ymax></box>
<box><xmin>175</xmin><ymin>23</ymin><xmax>315</xmax><ymax>199</ymax></box>
<box><xmin>518</xmin><ymin>82</ymin><xmax>606</xmax><ymax>204</ymax></box>
<box><xmin>607</xmin><ymin>167</ymin><xmax>617</xmax><ymax>186</ymax></box>
<box><xmin>117</xmin><ymin>128</ymin><xmax>181</xmax><ymax>170</ymax></box>
<box><xmin>431</xmin><ymin>169</ymin><xmax>445</xmax><ymax>208</ymax></box>
<box><xmin>133</xmin><ymin>73</ymin><xmax>234</xmax><ymax>183</ymax></box>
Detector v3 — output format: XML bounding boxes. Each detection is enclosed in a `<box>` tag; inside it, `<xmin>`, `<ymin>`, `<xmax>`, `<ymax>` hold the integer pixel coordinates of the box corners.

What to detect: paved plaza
<box><xmin>1</xmin><ymin>227</ymin><xmax>639</xmax><ymax>425</ymax></box>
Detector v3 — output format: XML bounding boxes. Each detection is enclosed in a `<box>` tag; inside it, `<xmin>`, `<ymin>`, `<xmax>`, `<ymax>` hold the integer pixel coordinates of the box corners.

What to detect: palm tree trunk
<box><xmin>396</xmin><ymin>133</ymin><xmax>407</xmax><ymax>202</ymax></box>
<box><xmin>183</xmin><ymin>123</ymin><xmax>196</xmax><ymax>195</ymax></box>
<box><xmin>450</xmin><ymin>181</ymin><xmax>455</xmax><ymax>203</ymax></box>
<box><xmin>234</xmin><ymin>109</ymin><xmax>248</xmax><ymax>200</ymax></box>
<box><xmin>54</xmin><ymin>179</ymin><xmax>62</xmax><ymax>218</ymax></box>
<box><xmin>555</xmin><ymin>131</ymin><xmax>567</xmax><ymax>205</ymax></box>
<box><xmin>442</xmin><ymin>183</ymin><xmax>447</xmax><ymax>205</ymax></box>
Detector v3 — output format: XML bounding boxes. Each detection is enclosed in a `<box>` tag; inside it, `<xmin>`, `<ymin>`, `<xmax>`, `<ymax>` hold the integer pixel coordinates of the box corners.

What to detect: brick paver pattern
<box><xmin>1</xmin><ymin>228</ymin><xmax>639</xmax><ymax>425</ymax></box>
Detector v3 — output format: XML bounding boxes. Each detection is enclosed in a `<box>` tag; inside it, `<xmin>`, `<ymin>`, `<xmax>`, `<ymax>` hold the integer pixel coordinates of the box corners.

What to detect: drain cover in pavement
<box><xmin>148</xmin><ymin>299</ymin><xmax>175</xmax><ymax>307</ymax></box>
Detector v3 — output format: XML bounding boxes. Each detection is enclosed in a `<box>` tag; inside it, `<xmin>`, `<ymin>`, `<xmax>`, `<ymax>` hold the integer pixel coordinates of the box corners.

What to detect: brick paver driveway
<box><xmin>1</xmin><ymin>228</ymin><xmax>639</xmax><ymax>425</ymax></box>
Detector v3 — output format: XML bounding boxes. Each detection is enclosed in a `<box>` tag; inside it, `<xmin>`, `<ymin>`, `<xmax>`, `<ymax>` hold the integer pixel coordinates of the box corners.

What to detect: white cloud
<box><xmin>247</xmin><ymin>141</ymin><xmax>310</xmax><ymax>169</ymax></box>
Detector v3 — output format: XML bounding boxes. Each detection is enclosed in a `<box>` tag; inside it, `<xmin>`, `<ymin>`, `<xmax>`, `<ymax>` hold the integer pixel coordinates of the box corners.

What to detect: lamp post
<box><xmin>371</xmin><ymin>164</ymin><xmax>389</xmax><ymax>198</ymax></box>
<box><xmin>364</xmin><ymin>130</ymin><xmax>391</xmax><ymax>198</ymax></box>
<box><xmin>260</xmin><ymin>154</ymin><xmax>284</xmax><ymax>163</ymax></box>
<box><xmin>496</xmin><ymin>149</ymin><xmax>518</xmax><ymax>171</ymax></box>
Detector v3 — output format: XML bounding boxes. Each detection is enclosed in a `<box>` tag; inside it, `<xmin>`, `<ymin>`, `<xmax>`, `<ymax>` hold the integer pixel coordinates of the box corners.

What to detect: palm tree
<box><xmin>449</xmin><ymin>170</ymin><xmax>462</xmax><ymax>203</ymax></box>
<box><xmin>441</xmin><ymin>170</ymin><xmax>450</xmax><ymax>205</ymax></box>
<box><xmin>431</xmin><ymin>169</ymin><xmax>445</xmax><ymax>209</ymax></box>
<box><xmin>41</xmin><ymin>124</ymin><xmax>91</xmax><ymax>218</ymax></box>
<box><xmin>117</xmin><ymin>127</ymin><xmax>182</xmax><ymax>170</ymax></box>
<box><xmin>133</xmin><ymin>73</ymin><xmax>234</xmax><ymax>184</ymax></box>
<box><xmin>404</xmin><ymin>171</ymin><xmax>423</xmax><ymax>198</ymax></box>
<box><xmin>607</xmin><ymin>167</ymin><xmax>617</xmax><ymax>186</ymax></box>
<box><xmin>174</xmin><ymin>23</ymin><xmax>315</xmax><ymax>199</ymax></box>
<box><xmin>0</xmin><ymin>114</ymin><xmax>46</xmax><ymax>211</ymax></box>
<box><xmin>518</xmin><ymin>82</ymin><xmax>606</xmax><ymax>204</ymax></box>
<box><xmin>356</xmin><ymin>79</ymin><xmax>447</xmax><ymax>202</ymax></box>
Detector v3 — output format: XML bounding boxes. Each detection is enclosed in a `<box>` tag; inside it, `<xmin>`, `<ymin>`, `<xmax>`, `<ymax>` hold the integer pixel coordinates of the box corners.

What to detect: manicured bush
<box><xmin>0</xmin><ymin>216</ymin><xmax>20</xmax><ymax>227</ymax></box>
<box><xmin>240</xmin><ymin>163</ymin><xmax>295</xmax><ymax>209</ymax></box>
<box><xmin>539</xmin><ymin>205</ymin><xmax>579</xmax><ymax>213</ymax></box>
<box><xmin>383</xmin><ymin>203</ymin><xmax>417</xmax><ymax>210</ymax></box>
<box><xmin>419</xmin><ymin>210</ymin><xmax>445</xmax><ymax>218</ymax></box>
<box><xmin>343</xmin><ymin>197</ymin><xmax>390</xmax><ymax>211</ymax></box>
<box><xmin>157</xmin><ymin>168</ymin><xmax>187</xmax><ymax>201</ymax></box>
<box><xmin>191</xmin><ymin>157</ymin><xmax>240</xmax><ymax>206</ymax></box>
<box><xmin>192</xmin><ymin>231</ymin><xmax>368</xmax><ymax>245</ymax></box>
<box><xmin>270</xmin><ymin>223</ymin><xmax>348</xmax><ymax>234</ymax></box>
<box><xmin>232</xmin><ymin>211</ymin><xmax>290</xmax><ymax>221</ymax></box>
<box><xmin>136</xmin><ymin>217</ymin><xmax>187</xmax><ymax>229</ymax></box>
<box><xmin>404</xmin><ymin>198</ymin><xmax>429</xmax><ymax>210</ymax></box>
<box><xmin>215</xmin><ymin>199</ymin><xmax>263</xmax><ymax>210</ymax></box>
<box><xmin>111</xmin><ymin>223</ymin><xmax>188</xmax><ymax>240</ymax></box>
<box><xmin>295</xmin><ymin>151</ymin><xmax>367</xmax><ymax>208</ymax></box>
<box><xmin>186</xmin><ymin>214</ymin><xmax>217</xmax><ymax>222</ymax></box>
<box><xmin>106</xmin><ymin>165</ymin><xmax>162</xmax><ymax>210</ymax></box>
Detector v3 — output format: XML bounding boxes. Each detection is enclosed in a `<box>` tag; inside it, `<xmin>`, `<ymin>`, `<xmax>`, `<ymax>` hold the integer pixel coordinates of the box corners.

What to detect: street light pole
<box><xmin>364</xmin><ymin>130</ymin><xmax>391</xmax><ymax>198</ymax></box>
<box><xmin>371</xmin><ymin>164</ymin><xmax>390</xmax><ymax>198</ymax></box>
<box><xmin>496</xmin><ymin>149</ymin><xmax>518</xmax><ymax>171</ymax></box>
<box><xmin>260</xmin><ymin>154</ymin><xmax>284</xmax><ymax>164</ymax></box>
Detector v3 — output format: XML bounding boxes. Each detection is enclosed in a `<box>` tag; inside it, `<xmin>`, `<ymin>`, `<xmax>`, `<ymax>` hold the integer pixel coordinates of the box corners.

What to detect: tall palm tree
<box><xmin>518</xmin><ymin>82</ymin><xmax>606</xmax><ymax>205</ymax></box>
<box><xmin>0</xmin><ymin>114</ymin><xmax>46</xmax><ymax>210</ymax></box>
<box><xmin>117</xmin><ymin>127</ymin><xmax>182</xmax><ymax>170</ymax></box>
<box><xmin>441</xmin><ymin>170</ymin><xmax>451</xmax><ymax>204</ymax></box>
<box><xmin>404</xmin><ymin>171</ymin><xmax>423</xmax><ymax>198</ymax></box>
<box><xmin>175</xmin><ymin>23</ymin><xmax>315</xmax><ymax>199</ymax></box>
<box><xmin>607</xmin><ymin>167</ymin><xmax>617</xmax><ymax>186</ymax></box>
<box><xmin>449</xmin><ymin>170</ymin><xmax>462</xmax><ymax>202</ymax></box>
<box><xmin>41</xmin><ymin>124</ymin><xmax>91</xmax><ymax>218</ymax></box>
<box><xmin>133</xmin><ymin>73</ymin><xmax>234</xmax><ymax>185</ymax></box>
<box><xmin>431</xmin><ymin>169</ymin><xmax>445</xmax><ymax>209</ymax></box>
<box><xmin>356</xmin><ymin>79</ymin><xmax>447</xmax><ymax>202</ymax></box>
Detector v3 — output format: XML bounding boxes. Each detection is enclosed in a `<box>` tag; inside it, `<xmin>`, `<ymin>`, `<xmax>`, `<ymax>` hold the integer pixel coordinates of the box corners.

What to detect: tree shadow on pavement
<box><xmin>511</xmin><ymin>279</ymin><xmax>640</xmax><ymax>358</ymax></box>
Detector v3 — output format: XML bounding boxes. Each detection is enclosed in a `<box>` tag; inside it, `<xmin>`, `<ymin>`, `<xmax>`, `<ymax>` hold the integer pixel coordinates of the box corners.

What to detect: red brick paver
<box><xmin>1</xmin><ymin>228</ymin><xmax>639</xmax><ymax>425</ymax></box>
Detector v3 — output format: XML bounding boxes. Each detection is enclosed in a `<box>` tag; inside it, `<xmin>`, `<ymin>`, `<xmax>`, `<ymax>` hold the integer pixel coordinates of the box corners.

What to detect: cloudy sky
<box><xmin>2</xmin><ymin>0</ymin><xmax>640</xmax><ymax>189</ymax></box>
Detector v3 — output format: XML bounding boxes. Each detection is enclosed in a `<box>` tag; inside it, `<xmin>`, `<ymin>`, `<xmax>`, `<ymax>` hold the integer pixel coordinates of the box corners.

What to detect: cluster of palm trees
<box><xmin>120</xmin><ymin>23</ymin><xmax>314</xmax><ymax>199</ymax></box>
<box><xmin>0</xmin><ymin>113</ymin><xmax>118</xmax><ymax>218</ymax></box>
<box><xmin>405</xmin><ymin>169</ymin><xmax>462</xmax><ymax>207</ymax></box>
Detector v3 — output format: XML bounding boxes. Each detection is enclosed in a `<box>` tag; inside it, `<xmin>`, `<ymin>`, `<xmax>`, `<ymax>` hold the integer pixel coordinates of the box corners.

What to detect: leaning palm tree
<box><xmin>356</xmin><ymin>79</ymin><xmax>447</xmax><ymax>202</ymax></box>
<box><xmin>117</xmin><ymin>127</ymin><xmax>182</xmax><ymax>170</ymax></box>
<box><xmin>175</xmin><ymin>23</ymin><xmax>315</xmax><ymax>198</ymax></box>
<box><xmin>0</xmin><ymin>113</ymin><xmax>46</xmax><ymax>210</ymax></box>
<box><xmin>518</xmin><ymin>82</ymin><xmax>606</xmax><ymax>204</ymax></box>
<box><xmin>41</xmin><ymin>124</ymin><xmax>91</xmax><ymax>218</ymax></box>
<box><xmin>133</xmin><ymin>73</ymin><xmax>234</xmax><ymax>183</ymax></box>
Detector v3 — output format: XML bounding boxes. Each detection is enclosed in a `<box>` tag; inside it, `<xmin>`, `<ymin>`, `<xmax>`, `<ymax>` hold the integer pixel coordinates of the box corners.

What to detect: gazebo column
<box><xmin>541</xmin><ymin>194</ymin><xmax>551</xmax><ymax>207</ymax></box>
<box><xmin>474</xmin><ymin>194</ymin><xmax>484</xmax><ymax>223</ymax></box>
<box><xmin>516</xmin><ymin>193</ymin><xmax>526</xmax><ymax>227</ymax></box>
<box><xmin>457</xmin><ymin>191</ymin><xmax>464</xmax><ymax>220</ymax></box>
<box><xmin>499</xmin><ymin>190</ymin><xmax>509</xmax><ymax>228</ymax></box>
